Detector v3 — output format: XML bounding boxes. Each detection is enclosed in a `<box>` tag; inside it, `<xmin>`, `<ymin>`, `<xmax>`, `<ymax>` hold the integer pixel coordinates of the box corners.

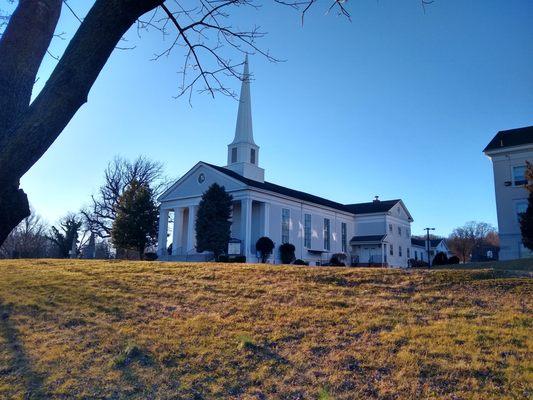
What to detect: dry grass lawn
<box><xmin>0</xmin><ymin>260</ymin><xmax>531</xmax><ymax>399</ymax></box>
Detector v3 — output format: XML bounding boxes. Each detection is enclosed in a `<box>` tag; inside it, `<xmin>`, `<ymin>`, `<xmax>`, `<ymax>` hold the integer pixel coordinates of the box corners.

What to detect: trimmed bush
<box><xmin>410</xmin><ymin>259</ymin><xmax>429</xmax><ymax>268</ymax></box>
<box><xmin>432</xmin><ymin>252</ymin><xmax>449</xmax><ymax>266</ymax></box>
<box><xmin>144</xmin><ymin>252</ymin><xmax>158</xmax><ymax>261</ymax></box>
<box><xmin>218</xmin><ymin>255</ymin><xmax>246</xmax><ymax>263</ymax></box>
<box><xmin>330</xmin><ymin>253</ymin><xmax>347</xmax><ymax>267</ymax></box>
<box><xmin>256</xmin><ymin>237</ymin><xmax>275</xmax><ymax>263</ymax></box>
<box><xmin>293</xmin><ymin>259</ymin><xmax>308</xmax><ymax>266</ymax></box>
<box><xmin>279</xmin><ymin>243</ymin><xmax>296</xmax><ymax>264</ymax></box>
<box><xmin>448</xmin><ymin>255</ymin><xmax>460</xmax><ymax>264</ymax></box>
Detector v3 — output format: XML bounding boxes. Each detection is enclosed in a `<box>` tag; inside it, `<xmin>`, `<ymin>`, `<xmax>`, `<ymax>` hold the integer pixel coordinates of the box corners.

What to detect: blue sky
<box><xmin>16</xmin><ymin>0</ymin><xmax>533</xmax><ymax>236</ymax></box>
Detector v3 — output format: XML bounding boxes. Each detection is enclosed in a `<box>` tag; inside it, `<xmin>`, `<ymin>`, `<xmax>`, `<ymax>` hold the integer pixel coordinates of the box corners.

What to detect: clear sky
<box><xmin>16</xmin><ymin>0</ymin><xmax>533</xmax><ymax>236</ymax></box>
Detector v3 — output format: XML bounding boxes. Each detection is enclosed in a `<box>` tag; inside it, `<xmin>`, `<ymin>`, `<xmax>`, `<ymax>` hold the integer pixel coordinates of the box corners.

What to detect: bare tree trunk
<box><xmin>0</xmin><ymin>0</ymin><xmax>62</xmax><ymax>244</ymax></box>
<box><xmin>0</xmin><ymin>0</ymin><xmax>163</xmax><ymax>245</ymax></box>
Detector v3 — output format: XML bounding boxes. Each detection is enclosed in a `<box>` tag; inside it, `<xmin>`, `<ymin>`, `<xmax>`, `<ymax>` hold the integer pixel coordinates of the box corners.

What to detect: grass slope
<box><xmin>0</xmin><ymin>260</ymin><xmax>531</xmax><ymax>400</ymax></box>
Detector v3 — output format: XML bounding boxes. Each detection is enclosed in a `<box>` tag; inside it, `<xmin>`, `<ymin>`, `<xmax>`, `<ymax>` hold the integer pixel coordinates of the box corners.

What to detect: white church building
<box><xmin>157</xmin><ymin>58</ymin><xmax>416</xmax><ymax>267</ymax></box>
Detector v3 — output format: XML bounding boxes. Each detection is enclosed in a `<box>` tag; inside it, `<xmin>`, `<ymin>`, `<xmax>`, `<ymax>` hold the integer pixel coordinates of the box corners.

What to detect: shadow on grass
<box><xmin>0</xmin><ymin>301</ymin><xmax>46</xmax><ymax>399</ymax></box>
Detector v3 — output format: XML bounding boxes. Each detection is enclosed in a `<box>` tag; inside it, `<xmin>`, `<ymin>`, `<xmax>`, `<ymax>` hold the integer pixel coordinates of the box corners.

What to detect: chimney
<box><xmin>373</xmin><ymin>196</ymin><xmax>380</xmax><ymax>203</ymax></box>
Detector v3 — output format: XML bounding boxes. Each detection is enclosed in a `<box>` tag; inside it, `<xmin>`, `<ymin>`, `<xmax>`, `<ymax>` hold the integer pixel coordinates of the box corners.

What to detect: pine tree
<box><xmin>520</xmin><ymin>162</ymin><xmax>533</xmax><ymax>250</ymax></box>
<box><xmin>111</xmin><ymin>180</ymin><xmax>158</xmax><ymax>260</ymax></box>
<box><xmin>195</xmin><ymin>183</ymin><xmax>233</xmax><ymax>259</ymax></box>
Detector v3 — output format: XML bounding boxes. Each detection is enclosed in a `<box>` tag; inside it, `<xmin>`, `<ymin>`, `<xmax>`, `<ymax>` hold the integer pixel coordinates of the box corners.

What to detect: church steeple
<box><xmin>226</xmin><ymin>56</ymin><xmax>265</xmax><ymax>182</ymax></box>
<box><xmin>231</xmin><ymin>55</ymin><xmax>256</xmax><ymax>146</ymax></box>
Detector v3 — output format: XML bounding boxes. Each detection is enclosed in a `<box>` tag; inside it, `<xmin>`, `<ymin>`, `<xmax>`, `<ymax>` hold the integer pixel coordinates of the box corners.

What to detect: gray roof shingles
<box><xmin>205</xmin><ymin>162</ymin><xmax>400</xmax><ymax>215</ymax></box>
<box><xmin>349</xmin><ymin>235</ymin><xmax>387</xmax><ymax>243</ymax></box>
<box><xmin>484</xmin><ymin>126</ymin><xmax>533</xmax><ymax>152</ymax></box>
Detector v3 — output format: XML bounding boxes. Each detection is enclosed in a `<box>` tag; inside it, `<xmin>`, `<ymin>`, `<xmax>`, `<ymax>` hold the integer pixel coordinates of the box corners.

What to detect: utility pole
<box><xmin>424</xmin><ymin>227</ymin><xmax>435</xmax><ymax>267</ymax></box>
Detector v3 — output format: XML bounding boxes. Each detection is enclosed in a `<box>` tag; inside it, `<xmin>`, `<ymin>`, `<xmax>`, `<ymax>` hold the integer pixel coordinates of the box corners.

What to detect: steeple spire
<box><xmin>231</xmin><ymin>55</ymin><xmax>256</xmax><ymax>145</ymax></box>
<box><xmin>226</xmin><ymin>55</ymin><xmax>265</xmax><ymax>182</ymax></box>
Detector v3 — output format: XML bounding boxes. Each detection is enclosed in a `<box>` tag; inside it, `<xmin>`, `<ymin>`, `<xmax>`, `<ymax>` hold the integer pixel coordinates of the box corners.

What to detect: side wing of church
<box><xmin>157</xmin><ymin>57</ymin><xmax>416</xmax><ymax>267</ymax></box>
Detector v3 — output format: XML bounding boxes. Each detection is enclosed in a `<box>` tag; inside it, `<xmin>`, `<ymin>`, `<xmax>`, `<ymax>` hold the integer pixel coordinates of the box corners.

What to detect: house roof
<box><xmin>483</xmin><ymin>126</ymin><xmax>533</xmax><ymax>153</ymax></box>
<box><xmin>350</xmin><ymin>235</ymin><xmax>387</xmax><ymax>243</ymax></box>
<box><xmin>344</xmin><ymin>199</ymin><xmax>400</xmax><ymax>214</ymax></box>
<box><xmin>411</xmin><ymin>238</ymin><xmax>426</xmax><ymax>247</ymax></box>
<box><xmin>411</xmin><ymin>238</ymin><xmax>446</xmax><ymax>248</ymax></box>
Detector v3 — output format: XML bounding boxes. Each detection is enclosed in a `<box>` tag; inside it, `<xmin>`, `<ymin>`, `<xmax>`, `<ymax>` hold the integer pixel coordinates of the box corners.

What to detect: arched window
<box><xmin>231</xmin><ymin>147</ymin><xmax>237</xmax><ymax>163</ymax></box>
<box><xmin>250</xmin><ymin>148</ymin><xmax>256</xmax><ymax>164</ymax></box>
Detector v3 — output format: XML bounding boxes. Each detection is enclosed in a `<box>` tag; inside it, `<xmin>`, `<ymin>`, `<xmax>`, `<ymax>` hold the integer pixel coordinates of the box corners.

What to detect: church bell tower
<box><xmin>226</xmin><ymin>56</ymin><xmax>265</xmax><ymax>182</ymax></box>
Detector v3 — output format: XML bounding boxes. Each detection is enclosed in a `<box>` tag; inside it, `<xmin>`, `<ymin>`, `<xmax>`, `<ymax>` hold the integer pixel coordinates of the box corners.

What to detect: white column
<box><xmin>187</xmin><ymin>205</ymin><xmax>197</xmax><ymax>253</ymax></box>
<box><xmin>172</xmin><ymin>208</ymin><xmax>184</xmax><ymax>256</ymax></box>
<box><xmin>241</xmin><ymin>198</ymin><xmax>252</xmax><ymax>257</ymax></box>
<box><xmin>157</xmin><ymin>208</ymin><xmax>169</xmax><ymax>256</ymax></box>
<box><xmin>262</xmin><ymin>202</ymin><xmax>270</xmax><ymax>237</ymax></box>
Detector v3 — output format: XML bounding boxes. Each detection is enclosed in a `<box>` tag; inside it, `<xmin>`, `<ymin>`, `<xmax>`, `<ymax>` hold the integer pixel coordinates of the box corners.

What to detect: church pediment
<box><xmin>158</xmin><ymin>162</ymin><xmax>247</xmax><ymax>202</ymax></box>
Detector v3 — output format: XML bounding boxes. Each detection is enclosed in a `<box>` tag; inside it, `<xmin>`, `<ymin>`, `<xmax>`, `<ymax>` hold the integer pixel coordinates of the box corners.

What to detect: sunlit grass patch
<box><xmin>0</xmin><ymin>259</ymin><xmax>531</xmax><ymax>399</ymax></box>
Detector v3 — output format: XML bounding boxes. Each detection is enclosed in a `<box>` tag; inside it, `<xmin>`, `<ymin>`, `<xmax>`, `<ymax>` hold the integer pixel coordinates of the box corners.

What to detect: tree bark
<box><xmin>0</xmin><ymin>184</ymin><xmax>30</xmax><ymax>245</ymax></box>
<box><xmin>0</xmin><ymin>0</ymin><xmax>62</xmax><ymax>135</ymax></box>
<box><xmin>0</xmin><ymin>0</ymin><xmax>163</xmax><ymax>246</ymax></box>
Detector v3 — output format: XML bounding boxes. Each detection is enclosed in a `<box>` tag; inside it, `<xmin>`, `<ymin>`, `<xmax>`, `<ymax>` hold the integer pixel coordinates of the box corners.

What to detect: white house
<box><xmin>157</xmin><ymin>58</ymin><xmax>417</xmax><ymax>267</ymax></box>
<box><xmin>410</xmin><ymin>238</ymin><xmax>450</xmax><ymax>264</ymax></box>
<box><xmin>484</xmin><ymin>126</ymin><xmax>533</xmax><ymax>260</ymax></box>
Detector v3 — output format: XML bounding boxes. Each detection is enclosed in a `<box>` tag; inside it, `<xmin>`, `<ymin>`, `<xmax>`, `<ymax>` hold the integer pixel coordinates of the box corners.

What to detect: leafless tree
<box><xmin>0</xmin><ymin>208</ymin><xmax>51</xmax><ymax>258</ymax></box>
<box><xmin>82</xmin><ymin>156</ymin><xmax>168</xmax><ymax>238</ymax></box>
<box><xmin>448</xmin><ymin>221</ymin><xmax>497</xmax><ymax>263</ymax></box>
<box><xmin>0</xmin><ymin>0</ymin><xmax>432</xmax><ymax>246</ymax></box>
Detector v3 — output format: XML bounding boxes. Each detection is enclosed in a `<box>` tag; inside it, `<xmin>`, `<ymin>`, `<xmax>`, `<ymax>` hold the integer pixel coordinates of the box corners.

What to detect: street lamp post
<box><xmin>424</xmin><ymin>227</ymin><xmax>435</xmax><ymax>267</ymax></box>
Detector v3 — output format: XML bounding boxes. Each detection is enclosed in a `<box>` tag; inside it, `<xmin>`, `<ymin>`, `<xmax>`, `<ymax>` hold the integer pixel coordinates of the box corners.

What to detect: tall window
<box><xmin>513</xmin><ymin>166</ymin><xmax>527</xmax><ymax>186</ymax></box>
<box><xmin>304</xmin><ymin>214</ymin><xmax>312</xmax><ymax>248</ymax></box>
<box><xmin>516</xmin><ymin>201</ymin><xmax>528</xmax><ymax>222</ymax></box>
<box><xmin>399</xmin><ymin>246</ymin><xmax>402</xmax><ymax>257</ymax></box>
<box><xmin>341</xmin><ymin>222</ymin><xmax>347</xmax><ymax>253</ymax></box>
<box><xmin>281</xmin><ymin>208</ymin><xmax>290</xmax><ymax>244</ymax></box>
<box><xmin>384</xmin><ymin>244</ymin><xmax>387</xmax><ymax>263</ymax></box>
<box><xmin>407</xmin><ymin>248</ymin><xmax>410</xmax><ymax>258</ymax></box>
<box><xmin>231</xmin><ymin>147</ymin><xmax>238</xmax><ymax>163</ymax></box>
<box><xmin>250</xmin><ymin>148</ymin><xmax>256</xmax><ymax>164</ymax></box>
<box><xmin>323</xmin><ymin>218</ymin><xmax>331</xmax><ymax>251</ymax></box>
<box><xmin>390</xmin><ymin>244</ymin><xmax>393</xmax><ymax>256</ymax></box>
<box><xmin>389</xmin><ymin>224</ymin><xmax>393</xmax><ymax>233</ymax></box>
<box><xmin>415</xmin><ymin>250</ymin><xmax>418</xmax><ymax>260</ymax></box>
<box><xmin>398</xmin><ymin>226</ymin><xmax>402</xmax><ymax>236</ymax></box>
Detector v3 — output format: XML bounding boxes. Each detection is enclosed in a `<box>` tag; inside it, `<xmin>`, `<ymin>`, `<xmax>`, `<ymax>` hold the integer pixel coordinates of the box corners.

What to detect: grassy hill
<box><xmin>0</xmin><ymin>260</ymin><xmax>531</xmax><ymax>399</ymax></box>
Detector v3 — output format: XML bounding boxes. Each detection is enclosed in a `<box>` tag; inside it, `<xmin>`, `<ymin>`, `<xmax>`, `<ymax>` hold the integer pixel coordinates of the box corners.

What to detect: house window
<box><xmin>399</xmin><ymin>246</ymin><xmax>402</xmax><ymax>257</ymax></box>
<box><xmin>407</xmin><ymin>248</ymin><xmax>410</xmax><ymax>258</ymax></box>
<box><xmin>516</xmin><ymin>201</ymin><xmax>528</xmax><ymax>223</ymax></box>
<box><xmin>250</xmin><ymin>148</ymin><xmax>256</xmax><ymax>164</ymax></box>
<box><xmin>341</xmin><ymin>222</ymin><xmax>347</xmax><ymax>253</ymax></box>
<box><xmin>398</xmin><ymin>226</ymin><xmax>402</xmax><ymax>236</ymax></box>
<box><xmin>323</xmin><ymin>218</ymin><xmax>331</xmax><ymax>251</ymax></box>
<box><xmin>384</xmin><ymin>245</ymin><xmax>387</xmax><ymax>263</ymax></box>
<box><xmin>389</xmin><ymin>224</ymin><xmax>393</xmax><ymax>233</ymax></box>
<box><xmin>390</xmin><ymin>244</ymin><xmax>393</xmax><ymax>256</ymax></box>
<box><xmin>282</xmin><ymin>208</ymin><xmax>290</xmax><ymax>244</ymax></box>
<box><xmin>231</xmin><ymin>147</ymin><xmax>238</xmax><ymax>163</ymax></box>
<box><xmin>304</xmin><ymin>214</ymin><xmax>311</xmax><ymax>248</ymax></box>
<box><xmin>415</xmin><ymin>250</ymin><xmax>418</xmax><ymax>260</ymax></box>
<box><xmin>513</xmin><ymin>166</ymin><xmax>527</xmax><ymax>186</ymax></box>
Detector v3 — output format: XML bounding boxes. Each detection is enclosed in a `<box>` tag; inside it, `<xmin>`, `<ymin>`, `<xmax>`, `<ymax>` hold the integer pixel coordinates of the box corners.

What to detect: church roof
<box><xmin>350</xmin><ymin>235</ymin><xmax>387</xmax><ymax>244</ymax></box>
<box><xmin>344</xmin><ymin>199</ymin><xmax>400</xmax><ymax>214</ymax></box>
<box><xmin>205</xmin><ymin>162</ymin><xmax>403</xmax><ymax>215</ymax></box>
<box><xmin>483</xmin><ymin>125</ymin><xmax>533</xmax><ymax>153</ymax></box>
<box><xmin>206</xmin><ymin>163</ymin><xmax>351</xmax><ymax>212</ymax></box>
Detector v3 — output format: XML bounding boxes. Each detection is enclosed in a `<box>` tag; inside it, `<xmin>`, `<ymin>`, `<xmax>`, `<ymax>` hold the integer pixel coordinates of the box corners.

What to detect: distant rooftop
<box><xmin>483</xmin><ymin>126</ymin><xmax>533</xmax><ymax>153</ymax></box>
